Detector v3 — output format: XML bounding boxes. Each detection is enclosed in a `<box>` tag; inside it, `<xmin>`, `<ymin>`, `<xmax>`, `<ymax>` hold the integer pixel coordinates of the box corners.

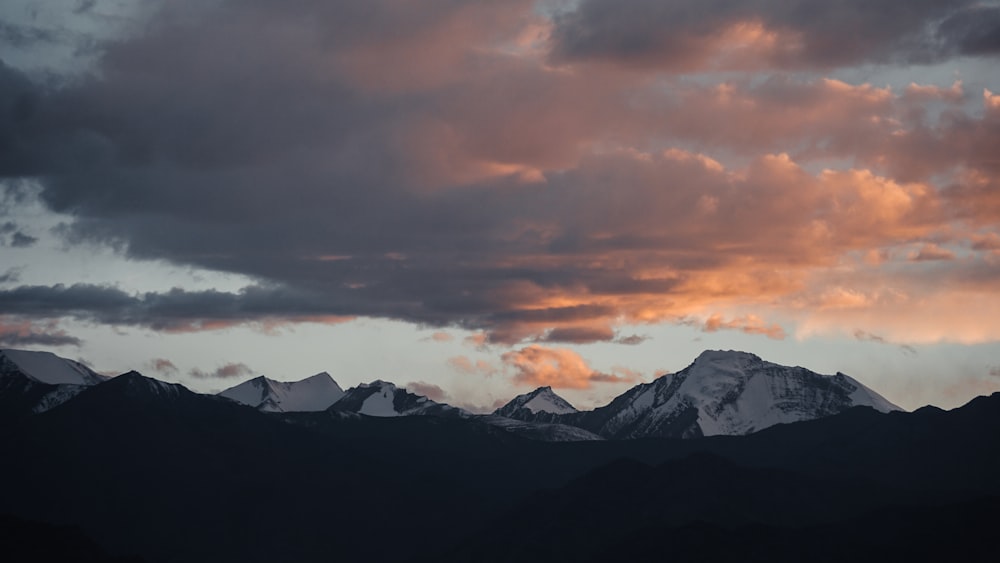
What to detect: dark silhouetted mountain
<box><xmin>217</xmin><ymin>372</ymin><xmax>345</xmax><ymax>412</ymax></box>
<box><xmin>443</xmin><ymin>392</ymin><xmax>1000</xmax><ymax>562</ymax></box>
<box><xmin>0</xmin><ymin>513</ymin><xmax>148</xmax><ymax>563</ymax></box>
<box><xmin>1</xmin><ymin>354</ymin><xmax>997</xmax><ymax>563</ymax></box>
<box><xmin>330</xmin><ymin>379</ymin><xmax>468</xmax><ymax>417</ymax></box>
<box><xmin>478</xmin><ymin>415</ymin><xmax>602</xmax><ymax>441</ymax></box>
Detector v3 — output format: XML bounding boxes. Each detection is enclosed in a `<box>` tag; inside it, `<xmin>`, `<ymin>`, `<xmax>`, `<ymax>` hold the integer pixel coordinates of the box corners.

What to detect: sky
<box><xmin>1</xmin><ymin>0</ymin><xmax>999</xmax><ymax>412</ymax></box>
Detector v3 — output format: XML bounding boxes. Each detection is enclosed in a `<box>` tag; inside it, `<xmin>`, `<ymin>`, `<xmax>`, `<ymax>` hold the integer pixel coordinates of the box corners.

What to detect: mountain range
<box><xmin>1</xmin><ymin>347</ymin><xmax>996</xmax><ymax>562</ymax></box>
<box><xmin>1</xmin><ymin>348</ymin><xmax>902</xmax><ymax>441</ymax></box>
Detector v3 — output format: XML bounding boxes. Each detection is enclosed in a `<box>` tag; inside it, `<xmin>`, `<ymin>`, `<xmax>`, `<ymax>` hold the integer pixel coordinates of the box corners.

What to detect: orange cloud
<box><xmin>904</xmin><ymin>80</ymin><xmax>964</xmax><ymax>102</ymax></box>
<box><xmin>447</xmin><ymin>355</ymin><xmax>497</xmax><ymax>377</ymax></box>
<box><xmin>701</xmin><ymin>313</ymin><xmax>786</xmax><ymax>340</ymax></box>
<box><xmin>910</xmin><ymin>244</ymin><xmax>956</xmax><ymax>262</ymax></box>
<box><xmin>501</xmin><ymin>345</ymin><xmax>639</xmax><ymax>389</ymax></box>
<box><xmin>428</xmin><ymin>331</ymin><xmax>453</xmax><ymax>342</ymax></box>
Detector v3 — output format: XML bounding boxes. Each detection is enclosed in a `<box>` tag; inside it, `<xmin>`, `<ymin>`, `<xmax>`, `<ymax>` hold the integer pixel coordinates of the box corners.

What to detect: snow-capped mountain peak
<box><xmin>0</xmin><ymin>349</ymin><xmax>110</xmax><ymax>414</ymax></box>
<box><xmin>586</xmin><ymin>349</ymin><xmax>902</xmax><ymax>439</ymax></box>
<box><xmin>331</xmin><ymin>380</ymin><xmax>466</xmax><ymax>418</ymax></box>
<box><xmin>217</xmin><ymin>372</ymin><xmax>345</xmax><ymax>412</ymax></box>
<box><xmin>691</xmin><ymin>349</ymin><xmax>764</xmax><ymax>371</ymax></box>
<box><xmin>0</xmin><ymin>349</ymin><xmax>108</xmax><ymax>386</ymax></box>
<box><xmin>495</xmin><ymin>386</ymin><xmax>579</xmax><ymax>418</ymax></box>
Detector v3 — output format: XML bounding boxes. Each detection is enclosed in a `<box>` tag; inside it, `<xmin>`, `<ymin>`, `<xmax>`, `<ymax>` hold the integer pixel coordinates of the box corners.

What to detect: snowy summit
<box><xmin>494</xmin><ymin>387</ymin><xmax>578</xmax><ymax>419</ymax></box>
<box><xmin>331</xmin><ymin>380</ymin><xmax>467</xmax><ymax>418</ymax></box>
<box><xmin>587</xmin><ymin>350</ymin><xmax>901</xmax><ymax>439</ymax></box>
<box><xmin>218</xmin><ymin>372</ymin><xmax>345</xmax><ymax>412</ymax></box>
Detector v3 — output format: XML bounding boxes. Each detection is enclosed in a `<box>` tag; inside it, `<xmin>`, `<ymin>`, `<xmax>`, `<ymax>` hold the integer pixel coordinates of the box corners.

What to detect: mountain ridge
<box><xmin>218</xmin><ymin>372</ymin><xmax>345</xmax><ymax>412</ymax></box>
<box><xmin>502</xmin><ymin>350</ymin><xmax>902</xmax><ymax>439</ymax></box>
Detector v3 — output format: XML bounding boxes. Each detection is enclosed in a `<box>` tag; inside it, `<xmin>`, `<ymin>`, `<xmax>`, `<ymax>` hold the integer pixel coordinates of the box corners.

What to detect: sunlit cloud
<box><xmin>448</xmin><ymin>355</ymin><xmax>498</xmax><ymax>377</ymax></box>
<box><xmin>501</xmin><ymin>345</ymin><xmax>641</xmax><ymax>389</ymax></box>
<box><xmin>0</xmin><ymin>0</ymin><xmax>997</xmax><ymax>357</ymax></box>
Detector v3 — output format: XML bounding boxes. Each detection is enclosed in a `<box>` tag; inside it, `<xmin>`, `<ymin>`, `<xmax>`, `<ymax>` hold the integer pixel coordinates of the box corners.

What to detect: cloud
<box><xmin>539</xmin><ymin>325</ymin><xmax>615</xmax><ymax>344</ymax></box>
<box><xmin>701</xmin><ymin>314</ymin><xmax>786</xmax><ymax>340</ymax></box>
<box><xmin>405</xmin><ymin>381</ymin><xmax>448</xmax><ymax>402</ymax></box>
<box><xmin>0</xmin><ymin>283</ymin><xmax>353</xmax><ymax>332</ymax></box>
<box><xmin>935</xmin><ymin>6</ymin><xmax>1000</xmax><ymax>56</ymax></box>
<box><xmin>9</xmin><ymin>231</ymin><xmax>37</xmax><ymax>248</ymax></box>
<box><xmin>0</xmin><ymin>1</ymin><xmax>997</xmax><ymax>349</ymax></box>
<box><xmin>0</xmin><ymin>221</ymin><xmax>32</xmax><ymax>246</ymax></box>
<box><xmin>549</xmin><ymin>0</ymin><xmax>995</xmax><ymax>71</ymax></box>
<box><xmin>0</xmin><ymin>268</ymin><xmax>21</xmax><ymax>284</ymax></box>
<box><xmin>149</xmin><ymin>358</ymin><xmax>179</xmax><ymax>375</ymax></box>
<box><xmin>615</xmin><ymin>334</ymin><xmax>649</xmax><ymax>345</ymax></box>
<box><xmin>447</xmin><ymin>355</ymin><xmax>497</xmax><ymax>377</ymax></box>
<box><xmin>425</xmin><ymin>331</ymin><xmax>453</xmax><ymax>343</ymax></box>
<box><xmin>463</xmin><ymin>333</ymin><xmax>489</xmax><ymax>349</ymax></box>
<box><xmin>0</xmin><ymin>316</ymin><xmax>81</xmax><ymax>347</ymax></box>
<box><xmin>189</xmin><ymin>362</ymin><xmax>254</xmax><ymax>380</ymax></box>
<box><xmin>501</xmin><ymin>345</ymin><xmax>639</xmax><ymax>389</ymax></box>
<box><xmin>910</xmin><ymin>244</ymin><xmax>956</xmax><ymax>262</ymax></box>
<box><xmin>853</xmin><ymin>329</ymin><xmax>918</xmax><ymax>356</ymax></box>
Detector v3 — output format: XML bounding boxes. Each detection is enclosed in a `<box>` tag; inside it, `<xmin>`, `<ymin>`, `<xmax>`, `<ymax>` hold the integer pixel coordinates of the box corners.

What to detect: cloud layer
<box><xmin>1</xmin><ymin>0</ymin><xmax>998</xmax><ymax>347</ymax></box>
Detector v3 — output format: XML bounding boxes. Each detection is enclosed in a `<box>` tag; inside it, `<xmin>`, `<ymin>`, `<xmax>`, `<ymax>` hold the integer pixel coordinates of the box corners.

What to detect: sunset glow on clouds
<box><xmin>1</xmin><ymin>0</ymin><xmax>998</xmax><ymax>409</ymax></box>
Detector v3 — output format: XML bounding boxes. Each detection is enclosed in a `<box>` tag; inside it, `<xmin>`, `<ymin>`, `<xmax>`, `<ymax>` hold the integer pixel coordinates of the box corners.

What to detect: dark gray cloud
<box><xmin>539</xmin><ymin>326</ymin><xmax>616</xmax><ymax>344</ymax></box>
<box><xmin>0</xmin><ymin>0</ymin><xmax>996</xmax><ymax>346</ymax></box>
<box><xmin>74</xmin><ymin>0</ymin><xmax>98</xmax><ymax>15</ymax></box>
<box><xmin>0</xmin><ymin>21</ymin><xmax>60</xmax><ymax>50</ymax></box>
<box><xmin>0</xmin><ymin>283</ymin><xmax>355</xmax><ymax>331</ymax></box>
<box><xmin>0</xmin><ymin>330</ymin><xmax>81</xmax><ymax>347</ymax></box>
<box><xmin>614</xmin><ymin>334</ymin><xmax>649</xmax><ymax>346</ymax></box>
<box><xmin>0</xmin><ymin>220</ymin><xmax>34</xmax><ymax>247</ymax></box>
<box><xmin>937</xmin><ymin>6</ymin><xmax>1000</xmax><ymax>55</ymax></box>
<box><xmin>9</xmin><ymin>231</ymin><xmax>37</xmax><ymax>247</ymax></box>
<box><xmin>0</xmin><ymin>317</ymin><xmax>82</xmax><ymax>347</ymax></box>
<box><xmin>549</xmin><ymin>0</ymin><xmax>994</xmax><ymax>69</ymax></box>
<box><xmin>0</xmin><ymin>267</ymin><xmax>21</xmax><ymax>283</ymax></box>
<box><xmin>854</xmin><ymin>330</ymin><xmax>918</xmax><ymax>356</ymax></box>
<box><xmin>190</xmin><ymin>362</ymin><xmax>253</xmax><ymax>379</ymax></box>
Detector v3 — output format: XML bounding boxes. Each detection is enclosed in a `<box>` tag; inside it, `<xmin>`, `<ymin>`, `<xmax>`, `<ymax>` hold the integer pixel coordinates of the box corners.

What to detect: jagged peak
<box><xmin>693</xmin><ymin>350</ymin><xmax>763</xmax><ymax>364</ymax></box>
<box><xmin>496</xmin><ymin>386</ymin><xmax>578</xmax><ymax>416</ymax></box>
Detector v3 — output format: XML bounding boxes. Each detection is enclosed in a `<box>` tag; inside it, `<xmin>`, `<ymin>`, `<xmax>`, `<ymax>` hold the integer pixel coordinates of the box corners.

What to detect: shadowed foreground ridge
<box><xmin>0</xmin><ymin>352</ymin><xmax>997</xmax><ymax>562</ymax></box>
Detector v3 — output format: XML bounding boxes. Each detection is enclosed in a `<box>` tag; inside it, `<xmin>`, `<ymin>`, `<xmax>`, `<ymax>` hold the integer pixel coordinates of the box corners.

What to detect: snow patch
<box><xmin>358</xmin><ymin>388</ymin><xmax>400</xmax><ymax>417</ymax></box>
